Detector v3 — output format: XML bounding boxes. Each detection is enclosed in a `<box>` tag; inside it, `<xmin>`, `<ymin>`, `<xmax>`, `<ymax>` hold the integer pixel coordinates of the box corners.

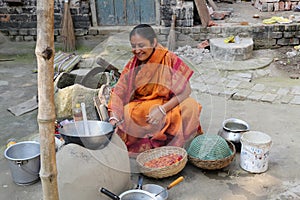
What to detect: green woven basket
<box><xmin>187</xmin><ymin>134</ymin><xmax>233</xmax><ymax>160</ymax></box>
<box><xmin>187</xmin><ymin>134</ymin><xmax>236</xmax><ymax>170</ymax></box>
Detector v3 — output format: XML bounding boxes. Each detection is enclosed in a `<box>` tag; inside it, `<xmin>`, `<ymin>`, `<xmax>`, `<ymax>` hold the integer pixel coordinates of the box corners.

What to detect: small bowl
<box><xmin>143</xmin><ymin>184</ymin><xmax>168</xmax><ymax>200</ymax></box>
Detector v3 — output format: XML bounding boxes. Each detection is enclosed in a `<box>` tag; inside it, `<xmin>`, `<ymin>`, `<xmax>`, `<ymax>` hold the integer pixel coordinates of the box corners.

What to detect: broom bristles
<box><xmin>61</xmin><ymin>1</ymin><xmax>76</xmax><ymax>52</ymax></box>
<box><xmin>167</xmin><ymin>15</ymin><xmax>176</xmax><ymax>52</ymax></box>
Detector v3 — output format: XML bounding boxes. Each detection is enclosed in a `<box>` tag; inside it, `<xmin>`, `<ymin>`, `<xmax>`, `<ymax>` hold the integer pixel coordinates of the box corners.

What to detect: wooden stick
<box><xmin>89</xmin><ymin>0</ymin><xmax>98</xmax><ymax>27</ymax></box>
<box><xmin>36</xmin><ymin>0</ymin><xmax>59</xmax><ymax>199</ymax></box>
<box><xmin>194</xmin><ymin>0</ymin><xmax>210</xmax><ymax>28</ymax></box>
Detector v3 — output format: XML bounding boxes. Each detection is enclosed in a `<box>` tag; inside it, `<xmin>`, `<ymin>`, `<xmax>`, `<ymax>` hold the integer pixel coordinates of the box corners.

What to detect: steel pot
<box><xmin>100</xmin><ymin>176</ymin><xmax>157</xmax><ymax>200</ymax></box>
<box><xmin>59</xmin><ymin>120</ymin><xmax>115</xmax><ymax>150</ymax></box>
<box><xmin>143</xmin><ymin>184</ymin><xmax>168</xmax><ymax>200</ymax></box>
<box><xmin>218</xmin><ymin>118</ymin><xmax>250</xmax><ymax>147</ymax></box>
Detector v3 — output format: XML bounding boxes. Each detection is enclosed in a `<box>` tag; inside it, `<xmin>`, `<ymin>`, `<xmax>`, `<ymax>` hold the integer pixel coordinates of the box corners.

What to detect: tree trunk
<box><xmin>36</xmin><ymin>1</ymin><xmax>59</xmax><ymax>200</ymax></box>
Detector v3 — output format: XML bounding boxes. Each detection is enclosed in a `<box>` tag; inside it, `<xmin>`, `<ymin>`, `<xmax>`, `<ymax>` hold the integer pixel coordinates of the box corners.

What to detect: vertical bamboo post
<box><xmin>35</xmin><ymin>1</ymin><xmax>59</xmax><ymax>200</ymax></box>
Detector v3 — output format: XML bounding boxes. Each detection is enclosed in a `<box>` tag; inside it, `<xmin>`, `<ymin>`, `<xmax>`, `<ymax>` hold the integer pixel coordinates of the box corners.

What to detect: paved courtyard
<box><xmin>0</xmin><ymin>2</ymin><xmax>300</xmax><ymax>199</ymax></box>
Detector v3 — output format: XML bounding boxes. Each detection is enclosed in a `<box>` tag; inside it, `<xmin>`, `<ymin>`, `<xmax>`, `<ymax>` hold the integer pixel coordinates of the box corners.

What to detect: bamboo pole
<box><xmin>36</xmin><ymin>1</ymin><xmax>59</xmax><ymax>200</ymax></box>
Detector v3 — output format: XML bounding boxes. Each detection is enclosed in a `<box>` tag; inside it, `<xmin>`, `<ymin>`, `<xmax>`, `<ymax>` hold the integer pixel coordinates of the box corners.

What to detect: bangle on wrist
<box><xmin>109</xmin><ymin>116</ymin><xmax>119</xmax><ymax>122</ymax></box>
<box><xmin>158</xmin><ymin>105</ymin><xmax>167</xmax><ymax>116</ymax></box>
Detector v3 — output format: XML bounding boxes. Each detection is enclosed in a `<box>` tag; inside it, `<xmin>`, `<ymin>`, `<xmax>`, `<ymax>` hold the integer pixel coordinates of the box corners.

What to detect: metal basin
<box><xmin>59</xmin><ymin>120</ymin><xmax>114</xmax><ymax>150</ymax></box>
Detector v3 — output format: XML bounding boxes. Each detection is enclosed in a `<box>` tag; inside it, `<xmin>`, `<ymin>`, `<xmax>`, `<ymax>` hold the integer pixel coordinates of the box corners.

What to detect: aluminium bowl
<box><xmin>59</xmin><ymin>120</ymin><xmax>114</xmax><ymax>150</ymax></box>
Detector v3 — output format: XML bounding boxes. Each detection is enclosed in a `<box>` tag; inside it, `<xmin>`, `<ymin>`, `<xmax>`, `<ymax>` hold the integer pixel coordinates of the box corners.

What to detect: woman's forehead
<box><xmin>130</xmin><ymin>34</ymin><xmax>149</xmax><ymax>43</ymax></box>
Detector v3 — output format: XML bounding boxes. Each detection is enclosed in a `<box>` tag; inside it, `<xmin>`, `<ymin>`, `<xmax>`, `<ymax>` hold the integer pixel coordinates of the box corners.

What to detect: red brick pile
<box><xmin>253</xmin><ymin>0</ymin><xmax>300</xmax><ymax>12</ymax></box>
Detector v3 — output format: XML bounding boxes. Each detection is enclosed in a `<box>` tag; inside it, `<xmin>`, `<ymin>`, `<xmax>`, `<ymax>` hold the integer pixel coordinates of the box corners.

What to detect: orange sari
<box><xmin>108</xmin><ymin>44</ymin><xmax>202</xmax><ymax>154</ymax></box>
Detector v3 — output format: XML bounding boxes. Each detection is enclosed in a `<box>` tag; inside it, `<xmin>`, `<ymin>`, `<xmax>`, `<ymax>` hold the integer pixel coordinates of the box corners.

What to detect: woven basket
<box><xmin>188</xmin><ymin>140</ymin><xmax>236</xmax><ymax>170</ymax></box>
<box><xmin>136</xmin><ymin>146</ymin><xmax>187</xmax><ymax>179</ymax></box>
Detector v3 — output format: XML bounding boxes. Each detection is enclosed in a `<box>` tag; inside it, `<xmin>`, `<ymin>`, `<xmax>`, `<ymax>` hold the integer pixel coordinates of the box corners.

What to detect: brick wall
<box><xmin>157</xmin><ymin>23</ymin><xmax>300</xmax><ymax>49</ymax></box>
<box><xmin>0</xmin><ymin>0</ymin><xmax>90</xmax><ymax>41</ymax></box>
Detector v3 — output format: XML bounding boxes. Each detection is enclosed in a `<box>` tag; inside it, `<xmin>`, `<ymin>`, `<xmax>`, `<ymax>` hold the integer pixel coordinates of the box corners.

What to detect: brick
<box><xmin>74</xmin><ymin>29</ymin><xmax>88</xmax><ymax>36</ymax></box>
<box><xmin>29</xmin><ymin>29</ymin><xmax>36</xmax><ymax>36</ymax></box>
<box><xmin>19</xmin><ymin>29</ymin><xmax>28</xmax><ymax>35</ymax></box>
<box><xmin>285</xmin><ymin>1</ymin><xmax>292</xmax><ymax>10</ymax></box>
<box><xmin>277</xmin><ymin>38</ymin><xmax>300</xmax><ymax>46</ymax></box>
<box><xmin>209</xmin><ymin>26</ymin><xmax>222</xmax><ymax>34</ymax></box>
<box><xmin>207</xmin><ymin>85</ymin><xmax>224</xmax><ymax>95</ymax></box>
<box><xmin>247</xmin><ymin>91</ymin><xmax>264</xmax><ymax>101</ymax></box>
<box><xmin>267</xmin><ymin>3</ymin><xmax>274</xmax><ymax>11</ymax></box>
<box><xmin>283</xmin><ymin>31</ymin><xmax>296</xmax><ymax>38</ymax></box>
<box><xmin>277</xmin><ymin>88</ymin><xmax>290</xmax><ymax>95</ymax></box>
<box><xmin>291</xmin><ymin>86</ymin><xmax>300</xmax><ymax>95</ymax></box>
<box><xmin>274</xmin><ymin>2</ymin><xmax>279</xmax><ymax>11</ymax></box>
<box><xmin>220</xmin><ymin>88</ymin><xmax>238</xmax><ymax>97</ymax></box>
<box><xmin>226</xmin><ymin>80</ymin><xmax>241</xmax><ymax>88</ymax></box>
<box><xmin>24</xmin><ymin>35</ymin><xmax>34</xmax><ymax>41</ymax></box>
<box><xmin>280</xmin><ymin>95</ymin><xmax>294</xmax><ymax>104</ymax></box>
<box><xmin>285</xmin><ymin>25</ymin><xmax>297</xmax><ymax>32</ymax></box>
<box><xmin>252</xmin><ymin>84</ymin><xmax>266</xmax><ymax>92</ymax></box>
<box><xmin>88</xmin><ymin>29</ymin><xmax>98</xmax><ymax>35</ymax></box>
<box><xmin>8</xmin><ymin>29</ymin><xmax>18</xmax><ymax>35</ymax></box>
<box><xmin>0</xmin><ymin>14</ymin><xmax>10</xmax><ymax>22</ymax></box>
<box><xmin>290</xmin><ymin>96</ymin><xmax>300</xmax><ymax>105</ymax></box>
<box><xmin>231</xmin><ymin>89</ymin><xmax>252</xmax><ymax>100</ymax></box>
<box><xmin>279</xmin><ymin>1</ymin><xmax>285</xmax><ymax>10</ymax></box>
<box><xmin>15</xmin><ymin>36</ymin><xmax>23</xmax><ymax>42</ymax></box>
<box><xmin>272</xmin><ymin>32</ymin><xmax>283</xmax><ymax>39</ymax></box>
<box><xmin>261</xmin><ymin>93</ymin><xmax>278</xmax><ymax>103</ymax></box>
<box><xmin>191</xmin><ymin>81</ymin><xmax>208</xmax><ymax>93</ymax></box>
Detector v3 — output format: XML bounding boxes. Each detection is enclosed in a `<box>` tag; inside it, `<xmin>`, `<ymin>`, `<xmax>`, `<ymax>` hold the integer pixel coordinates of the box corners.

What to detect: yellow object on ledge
<box><xmin>224</xmin><ymin>35</ymin><xmax>235</xmax><ymax>43</ymax></box>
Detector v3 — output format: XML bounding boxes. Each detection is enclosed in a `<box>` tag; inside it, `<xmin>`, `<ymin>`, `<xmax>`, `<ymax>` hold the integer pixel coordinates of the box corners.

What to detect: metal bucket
<box><xmin>4</xmin><ymin>141</ymin><xmax>40</xmax><ymax>185</ymax></box>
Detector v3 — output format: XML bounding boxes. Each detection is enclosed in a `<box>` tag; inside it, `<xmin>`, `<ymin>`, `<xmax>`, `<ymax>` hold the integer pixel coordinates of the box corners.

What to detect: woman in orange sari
<box><xmin>108</xmin><ymin>24</ymin><xmax>202</xmax><ymax>156</ymax></box>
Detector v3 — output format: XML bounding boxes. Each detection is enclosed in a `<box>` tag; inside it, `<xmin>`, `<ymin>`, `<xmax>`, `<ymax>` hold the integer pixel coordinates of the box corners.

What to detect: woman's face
<box><xmin>130</xmin><ymin>34</ymin><xmax>157</xmax><ymax>62</ymax></box>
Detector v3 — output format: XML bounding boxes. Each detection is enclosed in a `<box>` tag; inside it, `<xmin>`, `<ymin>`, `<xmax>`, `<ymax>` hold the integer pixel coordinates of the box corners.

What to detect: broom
<box><xmin>166</xmin><ymin>14</ymin><xmax>176</xmax><ymax>52</ymax></box>
<box><xmin>61</xmin><ymin>0</ymin><xmax>76</xmax><ymax>52</ymax></box>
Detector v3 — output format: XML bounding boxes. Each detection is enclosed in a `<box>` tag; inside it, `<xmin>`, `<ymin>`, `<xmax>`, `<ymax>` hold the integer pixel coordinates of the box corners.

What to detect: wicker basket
<box><xmin>136</xmin><ymin>146</ymin><xmax>187</xmax><ymax>179</ymax></box>
<box><xmin>188</xmin><ymin>141</ymin><xmax>236</xmax><ymax>170</ymax></box>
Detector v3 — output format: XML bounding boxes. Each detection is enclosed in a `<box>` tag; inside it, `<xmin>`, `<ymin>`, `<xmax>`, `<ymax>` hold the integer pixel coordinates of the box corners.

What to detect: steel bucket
<box><xmin>4</xmin><ymin>141</ymin><xmax>40</xmax><ymax>185</ymax></box>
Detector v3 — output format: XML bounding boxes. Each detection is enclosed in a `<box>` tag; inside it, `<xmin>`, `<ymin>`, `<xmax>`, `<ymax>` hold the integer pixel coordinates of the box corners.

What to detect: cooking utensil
<box><xmin>59</xmin><ymin>120</ymin><xmax>114</xmax><ymax>150</ymax></box>
<box><xmin>218</xmin><ymin>118</ymin><xmax>249</xmax><ymax>143</ymax></box>
<box><xmin>80</xmin><ymin>102</ymin><xmax>90</xmax><ymax>136</ymax></box>
<box><xmin>100</xmin><ymin>175</ymin><xmax>156</xmax><ymax>200</ymax></box>
<box><xmin>142</xmin><ymin>184</ymin><xmax>168</xmax><ymax>200</ymax></box>
<box><xmin>218</xmin><ymin>118</ymin><xmax>249</xmax><ymax>151</ymax></box>
<box><xmin>155</xmin><ymin>176</ymin><xmax>184</xmax><ymax>197</ymax></box>
<box><xmin>100</xmin><ymin>187</ymin><xmax>157</xmax><ymax>200</ymax></box>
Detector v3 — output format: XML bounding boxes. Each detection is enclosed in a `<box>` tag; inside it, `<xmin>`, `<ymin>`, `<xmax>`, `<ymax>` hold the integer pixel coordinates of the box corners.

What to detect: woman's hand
<box><xmin>146</xmin><ymin>105</ymin><xmax>166</xmax><ymax>125</ymax></box>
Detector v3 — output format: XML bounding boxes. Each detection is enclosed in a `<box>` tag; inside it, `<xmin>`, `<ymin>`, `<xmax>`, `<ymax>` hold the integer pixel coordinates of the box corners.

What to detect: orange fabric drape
<box><xmin>108</xmin><ymin>44</ymin><xmax>202</xmax><ymax>154</ymax></box>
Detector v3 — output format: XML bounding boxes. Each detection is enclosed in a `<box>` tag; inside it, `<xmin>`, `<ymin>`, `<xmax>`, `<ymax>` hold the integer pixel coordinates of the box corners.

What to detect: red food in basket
<box><xmin>144</xmin><ymin>154</ymin><xmax>183</xmax><ymax>168</ymax></box>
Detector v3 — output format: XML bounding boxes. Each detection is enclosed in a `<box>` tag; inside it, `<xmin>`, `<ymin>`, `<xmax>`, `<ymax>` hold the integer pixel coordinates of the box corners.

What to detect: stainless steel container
<box><xmin>218</xmin><ymin>118</ymin><xmax>250</xmax><ymax>151</ymax></box>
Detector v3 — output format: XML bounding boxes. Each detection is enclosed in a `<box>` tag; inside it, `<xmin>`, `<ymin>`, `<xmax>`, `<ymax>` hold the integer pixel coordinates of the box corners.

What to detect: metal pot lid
<box><xmin>222</xmin><ymin>118</ymin><xmax>249</xmax><ymax>132</ymax></box>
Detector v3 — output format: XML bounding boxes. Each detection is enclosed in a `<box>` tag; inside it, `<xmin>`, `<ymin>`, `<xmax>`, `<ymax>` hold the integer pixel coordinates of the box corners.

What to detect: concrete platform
<box><xmin>210</xmin><ymin>37</ymin><xmax>254</xmax><ymax>61</ymax></box>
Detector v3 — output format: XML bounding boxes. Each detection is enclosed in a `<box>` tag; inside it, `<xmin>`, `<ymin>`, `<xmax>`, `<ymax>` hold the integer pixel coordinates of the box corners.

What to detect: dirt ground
<box><xmin>0</xmin><ymin>2</ymin><xmax>300</xmax><ymax>199</ymax></box>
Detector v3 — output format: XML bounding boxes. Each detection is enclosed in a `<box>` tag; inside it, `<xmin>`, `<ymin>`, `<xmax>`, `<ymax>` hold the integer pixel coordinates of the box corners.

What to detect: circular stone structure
<box><xmin>210</xmin><ymin>38</ymin><xmax>254</xmax><ymax>61</ymax></box>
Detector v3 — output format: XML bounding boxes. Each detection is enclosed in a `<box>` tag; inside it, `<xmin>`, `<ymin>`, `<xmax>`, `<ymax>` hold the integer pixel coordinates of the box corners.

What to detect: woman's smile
<box><xmin>130</xmin><ymin>34</ymin><xmax>157</xmax><ymax>61</ymax></box>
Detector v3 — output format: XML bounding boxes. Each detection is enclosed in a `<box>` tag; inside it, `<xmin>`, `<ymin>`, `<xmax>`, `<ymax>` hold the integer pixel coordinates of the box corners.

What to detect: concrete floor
<box><xmin>1</xmin><ymin>2</ymin><xmax>300</xmax><ymax>200</ymax></box>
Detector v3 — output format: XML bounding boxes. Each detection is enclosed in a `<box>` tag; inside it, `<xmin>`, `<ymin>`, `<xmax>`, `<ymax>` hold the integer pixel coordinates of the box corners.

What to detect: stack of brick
<box><xmin>160</xmin><ymin>0</ymin><xmax>194</xmax><ymax>27</ymax></box>
<box><xmin>254</xmin><ymin>0</ymin><xmax>300</xmax><ymax>12</ymax></box>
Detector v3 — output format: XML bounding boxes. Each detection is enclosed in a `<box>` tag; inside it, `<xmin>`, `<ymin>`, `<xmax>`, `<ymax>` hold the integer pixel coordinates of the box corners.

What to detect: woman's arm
<box><xmin>146</xmin><ymin>82</ymin><xmax>191</xmax><ymax>125</ymax></box>
<box><xmin>162</xmin><ymin>82</ymin><xmax>191</xmax><ymax>113</ymax></box>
